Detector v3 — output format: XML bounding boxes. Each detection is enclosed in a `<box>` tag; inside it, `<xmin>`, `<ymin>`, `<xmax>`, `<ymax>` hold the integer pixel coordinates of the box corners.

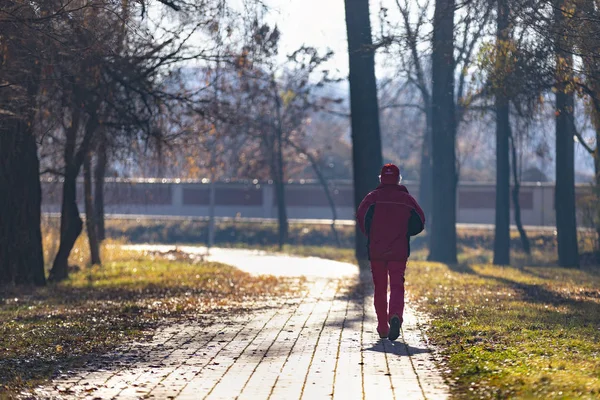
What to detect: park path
<box><xmin>31</xmin><ymin>246</ymin><xmax>449</xmax><ymax>400</ymax></box>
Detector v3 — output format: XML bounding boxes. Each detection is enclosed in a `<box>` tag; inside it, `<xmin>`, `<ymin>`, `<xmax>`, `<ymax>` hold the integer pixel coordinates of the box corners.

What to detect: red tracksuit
<box><xmin>356</xmin><ymin>183</ymin><xmax>425</xmax><ymax>334</ymax></box>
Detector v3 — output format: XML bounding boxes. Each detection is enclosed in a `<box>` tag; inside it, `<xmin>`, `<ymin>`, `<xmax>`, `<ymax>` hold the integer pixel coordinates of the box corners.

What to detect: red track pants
<box><xmin>370</xmin><ymin>260</ymin><xmax>407</xmax><ymax>333</ymax></box>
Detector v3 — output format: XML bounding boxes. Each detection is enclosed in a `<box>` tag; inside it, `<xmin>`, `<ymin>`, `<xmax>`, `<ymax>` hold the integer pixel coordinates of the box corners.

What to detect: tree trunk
<box><xmin>419</xmin><ymin>110</ymin><xmax>433</xmax><ymax>227</ymax></box>
<box><xmin>429</xmin><ymin>0</ymin><xmax>457</xmax><ymax>263</ymax></box>
<box><xmin>208</xmin><ymin>174</ymin><xmax>216</xmax><ymax>250</ymax></box>
<box><xmin>274</xmin><ymin>145</ymin><xmax>288</xmax><ymax>250</ymax></box>
<box><xmin>493</xmin><ymin>0</ymin><xmax>511</xmax><ymax>265</ymax></box>
<box><xmin>313</xmin><ymin>166</ymin><xmax>341</xmax><ymax>248</ymax></box>
<box><xmin>554</xmin><ymin>2</ymin><xmax>580</xmax><ymax>268</ymax></box>
<box><xmin>0</xmin><ymin>118</ymin><xmax>46</xmax><ymax>286</ymax></box>
<box><xmin>577</xmin><ymin>0</ymin><xmax>600</xmax><ymax>253</ymax></box>
<box><xmin>94</xmin><ymin>134</ymin><xmax>107</xmax><ymax>242</ymax></box>
<box><xmin>509</xmin><ymin>130</ymin><xmax>531</xmax><ymax>254</ymax></box>
<box><xmin>555</xmin><ymin>88</ymin><xmax>580</xmax><ymax>267</ymax></box>
<box><xmin>49</xmin><ymin>166</ymin><xmax>83</xmax><ymax>281</ymax></box>
<box><xmin>84</xmin><ymin>152</ymin><xmax>101</xmax><ymax>266</ymax></box>
<box><xmin>494</xmin><ymin>99</ymin><xmax>511</xmax><ymax>265</ymax></box>
<box><xmin>0</xmin><ymin>25</ymin><xmax>45</xmax><ymax>286</ymax></box>
<box><xmin>49</xmin><ymin>108</ymin><xmax>99</xmax><ymax>281</ymax></box>
<box><xmin>271</xmin><ymin>80</ymin><xmax>288</xmax><ymax>250</ymax></box>
<box><xmin>594</xmin><ymin>152</ymin><xmax>600</xmax><ymax>252</ymax></box>
<box><xmin>344</xmin><ymin>0</ymin><xmax>384</xmax><ymax>264</ymax></box>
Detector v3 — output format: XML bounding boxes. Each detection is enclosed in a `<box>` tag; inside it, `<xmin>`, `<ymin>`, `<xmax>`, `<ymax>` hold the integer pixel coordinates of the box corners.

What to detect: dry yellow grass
<box><xmin>2</xmin><ymin>220</ymin><xmax>303</xmax><ymax>395</ymax></box>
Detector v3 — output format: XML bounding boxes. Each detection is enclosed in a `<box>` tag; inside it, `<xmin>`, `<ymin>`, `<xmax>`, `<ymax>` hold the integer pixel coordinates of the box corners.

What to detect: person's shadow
<box><xmin>363</xmin><ymin>339</ymin><xmax>431</xmax><ymax>356</ymax></box>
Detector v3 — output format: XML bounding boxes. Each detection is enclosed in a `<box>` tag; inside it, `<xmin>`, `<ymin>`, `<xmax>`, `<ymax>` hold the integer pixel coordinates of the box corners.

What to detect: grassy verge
<box><xmin>271</xmin><ymin>243</ymin><xmax>600</xmax><ymax>399</ymax></box>
<box><xmin>1</xmin><ymin>244</ymin><xmax>301</xmax><ymax>395</ymax></box>
<box><xmin>408</xmin><ymin>261</ymin><xmax>600</xmax><ymax>399</ymax></box>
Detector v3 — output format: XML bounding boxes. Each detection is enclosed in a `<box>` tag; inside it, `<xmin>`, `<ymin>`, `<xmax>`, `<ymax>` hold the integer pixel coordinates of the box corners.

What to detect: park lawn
<box><xmin>0</xmin><ymin>244</ymin><xmax>301</xmax><ymax>395</ymax></box>
<box><xmin>405</xmin><ymin>261</ymin><xmax>600</xmax><ymax>399</ymax></box>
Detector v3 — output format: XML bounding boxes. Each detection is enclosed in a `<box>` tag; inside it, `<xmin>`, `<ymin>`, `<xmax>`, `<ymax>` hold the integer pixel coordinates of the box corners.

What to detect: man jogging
<box><xmin>356</xmin><ymin>164</ymin><xmax>425</xmax><ymax>341</ymax></box>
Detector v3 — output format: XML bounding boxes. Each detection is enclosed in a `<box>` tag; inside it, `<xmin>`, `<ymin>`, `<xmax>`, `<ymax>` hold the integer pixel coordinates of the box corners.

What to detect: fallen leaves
<box><xmin>0</xmin><ymin>253</ymin><xmax>303</xmax><ymax>395</ymax></box>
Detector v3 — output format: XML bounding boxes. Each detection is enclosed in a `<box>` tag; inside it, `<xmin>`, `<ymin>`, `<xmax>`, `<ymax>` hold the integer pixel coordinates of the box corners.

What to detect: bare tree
<box><xmin>429</xmin><ymin>0</ymin><xmax>458</xmax><ymax>263</ymax></box>
<box><xmin>0</xmin><ymin>0</ymin><xmax>71</xmax><ymax>286</ymax></box>
<box><xmin>553</xmin><ymin>0</ymin><xmax>580</xmax><ymax>267</ymax></box>
<box><xmin>344</xmin><ymin>0</ymin><xmax>384</xmax><ymax>264</ymax></box>
<box><xmin>493</xmin><ymin>0</ymin><xmax>511</xmax><ymax>265</ymax></box>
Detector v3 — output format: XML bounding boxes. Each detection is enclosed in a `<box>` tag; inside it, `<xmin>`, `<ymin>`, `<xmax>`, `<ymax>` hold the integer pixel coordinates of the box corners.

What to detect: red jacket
<box><xmin>356</xmin><ymin>184</ymin><xmax>425</xmax><ymax>261</ymax></box>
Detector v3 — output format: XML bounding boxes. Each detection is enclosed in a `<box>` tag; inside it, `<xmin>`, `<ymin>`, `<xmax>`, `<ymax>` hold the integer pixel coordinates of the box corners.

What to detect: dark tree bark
<box><xmin>509</xmin><ymin>131</ymin><xmax>531</xmax><ymax>254</ymax></box>
<box><xmin>0</xmin><ymin>27</ymin><xmax>45</xmax><ymax>286</ymax></box>
<box><xmin>344</xmin><ymin>0</ymin><xmax>384</xmax><ymax>263</ymax></box>
<box><xmin>575</xmin><ymin>0</ymin><xmax>600</xmax><ymax>253</ymax></box>
<box><xmin>554</xmin><ymin>2</ymin><xmax>580</xmax><ymax>268</ymax></box>
<box><xmin>555</xmin><ymin>89</ymin><xmax>580</xmax><ymax>267</ymax></box>
<box><xmin>49</xmin><ymin>164</ymin><xmax>83</xmax><ymax>282</ymax></box>
<box><xmin>84</xmin><ymin>152</ymin><xmax>101</xmax><ymax>265</ymax></box>
<box><xmin>49</xmin><ymin>106</ymin><xmax>82</xmax><ymax>282</ymax></box>
<box><xmin>493</xmin><ymin>0</ymin><xmax>511</xmax><ymax>266</ymax></box>
<box><xmin>595</xmin><ymin>153</ymin><xmax>600</xmax><ymax>252</ymax></box>
<box><xmin>419</xmin><ymin>110</ymin><xmax>433</xmax><ymax>227</ymax></box>
<box><xmin>273</xmin><ymin>150</ymin><xmax>288</xmax><ymax>250</ymax></box>
<box><xmin>272</xmin><ymin>79</ymin><xmax>288</xmax><ymax>250</ymax></box>
<box><xmin>49</xmin><ymin>106</ymin><xmax>99</xmax><ymax>282</ymax></box>
<box><xmin>0</xmin><ymin>119</ymin><xmax>46</xmax><ymax>286</ymax></box>
<box><xmin>429</xmin><ymin>0</ymin><xmax>457</xmax><ymax>263</ymax></box>
<box><xmin>94</xmin><ymin>134</ymin><xmax>107</xmax><ymax>242</ymax></box>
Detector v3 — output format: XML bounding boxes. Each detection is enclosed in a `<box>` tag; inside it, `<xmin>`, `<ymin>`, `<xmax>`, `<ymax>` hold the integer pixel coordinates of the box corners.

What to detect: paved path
<box><xmin>31</xmin><ymin>247</ymin><xmax>449</xmax><ymax>400</ymax></box>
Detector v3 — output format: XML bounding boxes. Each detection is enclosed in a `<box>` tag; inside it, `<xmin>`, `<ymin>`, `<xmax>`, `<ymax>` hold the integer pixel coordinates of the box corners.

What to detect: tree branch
<box><xmin>573</xmin><ymin>123</ymin><xmax>596</xmax><ymax>155</ymax></box>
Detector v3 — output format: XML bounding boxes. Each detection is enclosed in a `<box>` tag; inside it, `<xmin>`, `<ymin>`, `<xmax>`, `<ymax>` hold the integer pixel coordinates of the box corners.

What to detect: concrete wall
<box><xmin>40</xmin><ymin>179</ymin><xmax>593</xmax><ymax>227</ymax></box>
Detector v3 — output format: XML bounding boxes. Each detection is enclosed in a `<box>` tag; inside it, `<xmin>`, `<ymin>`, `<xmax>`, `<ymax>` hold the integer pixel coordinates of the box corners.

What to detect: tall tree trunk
<box><xmin>594</xmin><ymin>149</ymin><xmax>600</xmax><ymax>250</ymax></box>
<box><xmin>272</xmin><ymin>80</ymin><xmax>288</xmax><ymax>250</ymax></box>
<box><xmin>344</xmin><ymin>0</ymin><xmax>384</xmax><ymax>264</ymax></box>
<box><xmin>509</xmin><ymin>129</ymin><xmax>531</xmax><ymax>254</ymax></box>
<box><xmin>208</xmin><ymin>172</ymin><xmax>216</xmax><ymax>250</ymax></box>
<box><xmin>271</xmin><ymin>156</ymin><xmax>287</xmax><ymax>250</ymax></box>
<box><xmin>84</xmin><ymin>152</ymin><xmax>101</xmax><ymax>265</ymax></box>
<box><xmin>419</xmin><ymin>109</ymin><xmax>433</xmax><ymax>226</ymax></box>
<box><xmin>0</xmin><ymin>24</ymin><xmax>45</xmax><ymax>286</ymax></box>
<box><xmin>49</xmin><ymin>165</ymin><xmax>84</xmax><ymax>281</ymax></box>
<box><xmin>274</xmin><ymin>141</ymin><xmax>288</xmax><ymax>250</ymax></box>
<box><xmin>576</xmin><ymin>0</ymin><xmax>600</xmax><ymax>252</ymax></box>
<box><xmin>555</xmin><ymin>88</ymin><xmax>580</xmax><ymax>267</ymax></box>
<box><xmin>49</xmin><ymin>107</ymin><xmax>99</xmax><ymax>281</ymax></box>
<box><xmin>429</xmin><ymin>0</ymin><xmax>457</xmax><ymax>263</ymax></box>
<box><xmin>493</xmin><ymin>0</ymin><xmax>511</xmax><ymax>265</ymax></box>
<box><xmin>0</xmin><ymin>119</ymin><xmax>46</xmax><ymax>286</ymax></box>
<box><xmin>554</xmin><ymin>2</ymin><xmax>580</xmax><ymax>268</ymax></box>
<box><xmin>94</xmin><ymin>134</ymin><xmax>107</xmax><ymax>242</ymax></box>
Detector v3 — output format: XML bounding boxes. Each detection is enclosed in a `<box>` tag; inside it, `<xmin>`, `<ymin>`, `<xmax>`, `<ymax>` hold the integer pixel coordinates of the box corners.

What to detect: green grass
<box><xmin>0</xmin><ymin>244</ymin><xmax>301</xmax><ymax>395</ymax></box>
<box><xmin>407</xmin><ymin>261</ymin><xmax>600</xmax><ymax>399</ymax></box>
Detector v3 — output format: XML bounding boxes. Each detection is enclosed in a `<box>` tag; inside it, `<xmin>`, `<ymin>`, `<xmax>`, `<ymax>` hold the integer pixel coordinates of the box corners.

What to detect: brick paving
<box><xmin>30</xmin><ymin>248</ymin><xmax>449</xmax><ymax>399</ymax></box>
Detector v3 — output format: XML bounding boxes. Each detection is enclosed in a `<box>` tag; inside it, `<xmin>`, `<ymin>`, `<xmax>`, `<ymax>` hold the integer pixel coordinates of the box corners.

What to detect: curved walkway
<box><xmin>32</xmin><ymin>246</ymin><xmax>449</xmax><ymax>400</ymax></box>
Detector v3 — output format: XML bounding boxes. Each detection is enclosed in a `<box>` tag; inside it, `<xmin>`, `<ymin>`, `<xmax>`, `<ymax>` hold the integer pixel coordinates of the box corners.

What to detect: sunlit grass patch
<box><xmin>276</xmin><ymin>244</ymin><xmax>356</xmax><ymax>264</ymax></box>
<box><xmin>407</xmin><ymin>261</ymin><xmax>600</xmax><ymax>399</ymax></box>
<box><xmin>0</xmin><ymin>246</ymin><xmax>301</xmax><ymax>394</ymax></box>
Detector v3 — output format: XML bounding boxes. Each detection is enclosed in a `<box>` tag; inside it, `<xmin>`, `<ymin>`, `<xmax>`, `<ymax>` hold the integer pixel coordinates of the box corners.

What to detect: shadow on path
<box><xmin>363</xmin><ymin>339</ymin><xmax>431</xmax><ymax>356</ymax></box>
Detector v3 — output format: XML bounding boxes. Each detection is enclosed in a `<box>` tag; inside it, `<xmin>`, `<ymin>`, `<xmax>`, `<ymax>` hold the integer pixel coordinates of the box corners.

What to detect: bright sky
<box><xmin>264</xmin><ymin>0</ymin><xmax>350</xmax><ymax>77</ymax></box>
